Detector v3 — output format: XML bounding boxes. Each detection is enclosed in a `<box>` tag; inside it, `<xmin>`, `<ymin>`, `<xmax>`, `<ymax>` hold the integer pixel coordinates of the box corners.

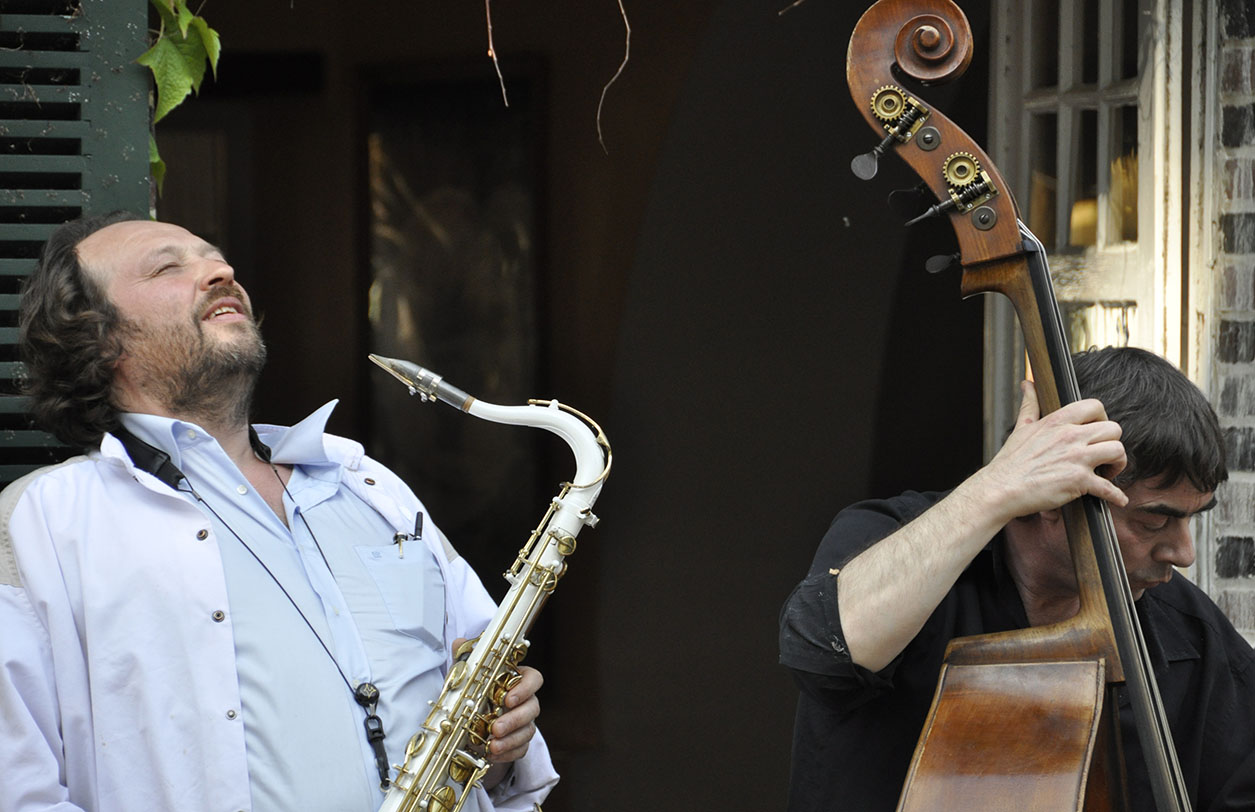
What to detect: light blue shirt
<box><xmin>120</xmin><ymin>402</ymin><xmax>447</xmax><ymax>812</ymax></box>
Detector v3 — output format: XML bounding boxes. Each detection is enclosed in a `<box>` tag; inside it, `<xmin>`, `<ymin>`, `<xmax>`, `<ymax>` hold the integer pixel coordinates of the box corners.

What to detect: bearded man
<box><xmin>0</xmin><ymin>213</ymin><xmax>557</xmax><ymax>812</ymax></box>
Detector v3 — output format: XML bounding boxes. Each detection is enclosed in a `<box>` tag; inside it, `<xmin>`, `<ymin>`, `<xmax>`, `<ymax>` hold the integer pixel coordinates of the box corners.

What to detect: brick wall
<box><xmin>1213</xmin><ymin>0</ymin><xmax>1255</xmax><ymax>637</ymax></box>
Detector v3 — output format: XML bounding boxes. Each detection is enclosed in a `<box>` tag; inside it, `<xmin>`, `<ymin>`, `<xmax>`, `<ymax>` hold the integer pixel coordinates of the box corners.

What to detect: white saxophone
<box><xmin>368</xmin><ymin>354</ymin><xmax>611</xmax><ymax>812</ymax></box>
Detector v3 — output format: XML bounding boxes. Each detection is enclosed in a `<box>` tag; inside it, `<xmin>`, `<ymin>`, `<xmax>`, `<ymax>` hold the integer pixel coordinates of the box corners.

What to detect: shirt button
<box><xmin>185</xmin><ymin>430</ymin><xmax>196</xmax><ymax>440</ymax></box>
<box><xmin>226</xmin><ymin>709</ymin><xmax>238</xmax><ymax>720</ymax></box>
<box><xmin>212</xmin><ymin>610</ymin><xmax>226</xmax><ymax>622</ymax></box>
<box><xmin>364</xmin><ymin>477</ymin><xmax>376</xmax><ymax>486</ymax></box>
<box><xmin>236</xmin><ymin>484</ymin><xmax>248</xmax><ymax>495</ymax></box>
<box><xmin>196</xmin><ymin>529</ymin><xmax>209</xmax><ymax>540</ymax></box>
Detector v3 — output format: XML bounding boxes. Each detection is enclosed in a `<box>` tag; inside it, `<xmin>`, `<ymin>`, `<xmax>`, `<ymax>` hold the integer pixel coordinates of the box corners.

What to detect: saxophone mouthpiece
<box><xmin>368</xmin><ymin>354</ymin><xmax>475</xmax><ymax>411</ymax></box>
<box><xmin>368</xmin><ymin>354</ymin><xmax>429</xmax><ymax>395</ymax></box>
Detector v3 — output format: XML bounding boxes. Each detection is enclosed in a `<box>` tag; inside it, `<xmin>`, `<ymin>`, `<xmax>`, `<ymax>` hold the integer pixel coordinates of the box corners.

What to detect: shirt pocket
<box><xmin>354</xmin><ymin>545</ymin><xmax>446</xmax><ymax>649</ymax></box>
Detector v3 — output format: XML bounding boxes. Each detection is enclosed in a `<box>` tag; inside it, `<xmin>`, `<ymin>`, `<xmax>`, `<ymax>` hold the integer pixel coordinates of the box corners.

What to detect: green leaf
<box><xmin>149</xmin><ymin>0</ymin><xmax>176</xmax><ymax>30</ymax></box>
<box><xmin>137</xmin><ymin>37</ymin><xmax>196</xmax><ymax>123</ymax></box>
<box><xmin>149</xmin><ymin>132</ymin><xmax>167</xmax><ymax>194</ymax></box>
<box><xmin>189</xmin><ymin>16</ymin><xmax>221</xmax><ymax>78</ymax></box>
<box><xmin>136</xmin><ymin>13</ymin><xmax>220</xmax><ymax>123</ymax></box>
<box><xmin>177</xmin><ymin>23</ymin><xmax>211</xmax><ymax>94</ymax></box>
<box><xmin>175</xmin><ymin>1</ymin><xmax>196</xmax><ymax>38</ymax></box>
<box><xmin>141</xmin><ymin>0</ymin><xmax>221</xmax><ymax>191</ymax></box>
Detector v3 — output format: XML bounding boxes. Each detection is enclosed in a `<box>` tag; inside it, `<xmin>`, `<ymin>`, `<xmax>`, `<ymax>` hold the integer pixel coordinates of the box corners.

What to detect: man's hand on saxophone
<box><xmin>448</xmin><ymin>636</ymin><xmax>545</xmax><ymax>791</ymax></box>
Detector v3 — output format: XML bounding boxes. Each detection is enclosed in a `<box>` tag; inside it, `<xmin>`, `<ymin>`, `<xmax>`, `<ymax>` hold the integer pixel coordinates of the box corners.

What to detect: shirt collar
<box><xmin>116</xmin><ymin>400</ymin><xmax>341</xmax><ymax>472</ymax></box>
<box><xmin>255</xmin><ymin>400</ymin><xmax>339</xmax><ymax>466</ymax></box>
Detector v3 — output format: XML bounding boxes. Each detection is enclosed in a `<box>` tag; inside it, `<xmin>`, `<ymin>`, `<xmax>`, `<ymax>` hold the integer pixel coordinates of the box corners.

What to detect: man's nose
<box><xmin>1157</xmin><ymin>520</ymin><xmax>1196</xmax><ymax>569</ymax></box>
<box><xmin>198</xmin><ymin>257</ymin><xmax>236</xmax><ymax>289</ymax></box>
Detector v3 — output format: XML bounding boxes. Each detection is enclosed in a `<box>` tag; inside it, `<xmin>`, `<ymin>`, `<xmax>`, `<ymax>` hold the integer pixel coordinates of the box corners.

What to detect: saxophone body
<box><xmin>369</xmin><ymin>355</ymin><xmax>611</xmax><ymax>812</ymax></box>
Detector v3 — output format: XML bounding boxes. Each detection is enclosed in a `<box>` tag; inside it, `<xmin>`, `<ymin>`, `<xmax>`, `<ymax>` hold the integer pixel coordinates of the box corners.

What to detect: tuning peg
<box><xmin>925</xmin><ymin>253</ymin><xmax>960</xmax><ymax>274</ymax></box>
<box><xmin>888</xmin><ymin>182</ymin><xmax>933</xmax><ymax>219</ymax></box>
<box><xmin>851</xmin><ymin>152</ymin><xmax>878</xmax><ymax>180</ymax></box>
<box><xmin>850</xmin><ymin>132</ymin><xmax>897</xmax><ymax>180</ymax></box>
<box><xmin>904</xmin><ymin>197</ymin><xmax>958</xmax><ymax>226</ymax></box>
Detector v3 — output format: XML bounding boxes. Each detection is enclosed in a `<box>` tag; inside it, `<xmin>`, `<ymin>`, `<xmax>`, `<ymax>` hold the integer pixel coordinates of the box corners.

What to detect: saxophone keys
<box><xmin>449</xmin><ymin>751</ymin><xmax>479</xmax><ymax>784</ymax></box>
<box><xmin>445</xmin><ymin>660</ymin><xmax>468</xmax><ymax>690</ymax></box>
<box><xmin>468</xmin><ymin>714</ymin><xmax>491</xmax><ymax>744</ymax></box>
<box><xmin>454</xmin><ymin>638</ymin><xmax>478</xmax><ymax>660</ymax></box>
<box><xmin>553</xmin><ymin>531</ymin><xmax>577</xmax><ymax>557</ymax></box>
<box><xmin>528</xmin><ymin>567</ymin><xmax>560</xmax><ymax>591</ymax></box>
<box><xmin>491</xmin><ymin>672</ymin><xmax>524</xmax><ymax>707</ymax></box>
<box><xmin>428</xmin><ymin>786</ymin><xmax>458</xmax><ymax>812</ymax></box>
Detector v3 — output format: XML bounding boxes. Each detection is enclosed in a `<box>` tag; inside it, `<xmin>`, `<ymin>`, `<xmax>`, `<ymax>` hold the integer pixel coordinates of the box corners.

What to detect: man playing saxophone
<box><xmin>0</xmin><ymin>213</ymin><xmax>557</xmax><ymax>812</ymax></box>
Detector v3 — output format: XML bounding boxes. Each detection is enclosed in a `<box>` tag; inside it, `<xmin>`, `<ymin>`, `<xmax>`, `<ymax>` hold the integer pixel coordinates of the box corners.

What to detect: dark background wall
<box><xmin>159</xmin><ymin>0</ymin><xmax>990</xmax><ymax>807</ymax></box>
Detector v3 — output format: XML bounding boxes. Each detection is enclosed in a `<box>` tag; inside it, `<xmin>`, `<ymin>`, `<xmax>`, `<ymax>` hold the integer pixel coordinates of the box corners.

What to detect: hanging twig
<box><xmin>486</xmin><ymin>0</ymin><xmax>509</xmax><ymax>106</ymax></box>
<box><xmin>596</xmin><ymin>0</ymin><xmax>631</xmax><ymax>154</ymax></box>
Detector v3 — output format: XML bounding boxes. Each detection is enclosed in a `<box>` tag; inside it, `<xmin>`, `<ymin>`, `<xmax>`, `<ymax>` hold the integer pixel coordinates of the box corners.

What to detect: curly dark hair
<box><xmin>1074</xmin><ymin>346</ymin><xmax>1228</xmax><ymax>493</ymax></box>
<box><xmin>19</xmin><ymin>211</ymin><xmax>142</xmax><ymax>450</ymax></box>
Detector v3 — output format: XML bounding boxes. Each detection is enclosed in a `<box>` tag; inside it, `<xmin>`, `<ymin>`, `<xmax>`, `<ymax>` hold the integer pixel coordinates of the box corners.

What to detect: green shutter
<box><xmin>0</xmin><ymin>0</ymin><xmax>150</xmax><ymax>485</ymax></box>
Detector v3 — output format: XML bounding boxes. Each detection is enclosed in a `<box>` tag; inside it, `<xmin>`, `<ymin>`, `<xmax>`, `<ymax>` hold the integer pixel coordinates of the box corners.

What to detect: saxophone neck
<box><xmin>472</xmin><ymin>397</ymin><xmax>610</xmax><ymax>492</ymax></box>
<box><xmin>369</xmin><ymin>354</ymin><xmax>612</xmax><ymax>491</ymax></box>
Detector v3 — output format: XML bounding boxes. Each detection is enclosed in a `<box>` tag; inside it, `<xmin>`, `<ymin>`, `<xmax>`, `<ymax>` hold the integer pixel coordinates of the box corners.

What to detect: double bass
<box><xmin>845</xmin><ymin>2</ymin><xmax>1190</xmax><ymax>810</ymax></box>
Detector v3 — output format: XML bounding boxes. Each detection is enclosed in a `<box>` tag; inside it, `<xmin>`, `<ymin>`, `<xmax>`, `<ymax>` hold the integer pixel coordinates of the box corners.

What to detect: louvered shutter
<box><xmin>1</xmin><ymin>0</ymin><xmax>150</xmax><ymax>486</ymax></box>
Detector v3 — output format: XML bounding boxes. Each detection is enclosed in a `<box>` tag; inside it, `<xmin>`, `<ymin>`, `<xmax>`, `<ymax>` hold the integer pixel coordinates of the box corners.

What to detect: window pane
<box><xmin>1121</xmin><ymin>0</ymin><xmax>1141</xmax><ymax>80</ymax></box>
<box><xmin>1029</xmin><ymin>113</ymin><xmax>1059</xmax><ymax>247</ymax></box>
<box><xmin>1069</xmin><ymin>109</ymin><xmax>1098</xmax><ymax>247</ymax></box>
<box><xmin>1109</xmin><ymin>104</ymin><xmax>1138</xmax><ymax>243</ymax></box>
<box><xmin>1031</xmin><ymin>0</ymin><xmax>1061</xmax><ymax>89</ymax></box>
<box><xmin>1082</xmin><ymin>0</ymin><xmax>1099</xmax><ymax>85</ymax></box>
<box><xmin>1062</xmin><ymin>300</ymin><xmax>1136</xmax><ymax>351</ymax></box>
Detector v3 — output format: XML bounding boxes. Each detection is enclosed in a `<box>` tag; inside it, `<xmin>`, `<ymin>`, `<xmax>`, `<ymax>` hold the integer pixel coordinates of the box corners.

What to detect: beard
<box><xmin>116</xmin><ymin>294</ymin><xmax>268</xmax><ymax>430</ymax></box>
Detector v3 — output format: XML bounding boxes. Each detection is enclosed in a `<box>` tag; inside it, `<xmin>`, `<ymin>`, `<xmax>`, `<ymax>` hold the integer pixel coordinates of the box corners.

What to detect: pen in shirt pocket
<box><xmin>392</xmin><ymin>512</ymin><xmax>423</xmax><ymax>559</ymax></box>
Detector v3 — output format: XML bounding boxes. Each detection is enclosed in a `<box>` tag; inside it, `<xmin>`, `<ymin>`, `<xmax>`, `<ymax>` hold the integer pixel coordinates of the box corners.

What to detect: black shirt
<box><xmin>779</xmin><ymin>491</ymin><xmax>1255</xmax><ymax>811</ymax></box>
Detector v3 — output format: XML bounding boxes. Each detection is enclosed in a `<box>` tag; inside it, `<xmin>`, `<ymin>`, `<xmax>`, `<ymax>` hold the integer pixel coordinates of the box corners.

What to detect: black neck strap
<box><xmin>111</xmin><ymin>424</ymin><xmax>272</xmax><ymax>491</ymax></box>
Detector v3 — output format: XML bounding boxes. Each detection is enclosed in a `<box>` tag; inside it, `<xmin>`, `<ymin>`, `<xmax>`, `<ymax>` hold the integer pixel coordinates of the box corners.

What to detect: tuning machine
<box><xmin>905</xmin><ymin>151</ymin><xmax>999</xmax><ymax>226</ymax></box>
<box><xmin>850</xmin><ymin>85</ymin><xmax>931</xmax><ymax>180</ymax></box>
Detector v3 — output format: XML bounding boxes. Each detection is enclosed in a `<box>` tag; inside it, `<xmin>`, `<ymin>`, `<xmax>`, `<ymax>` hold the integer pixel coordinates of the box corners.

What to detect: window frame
<box><xmin>984</xmin><ymin>0</ymin><xmax>1189</xmax><ymax>459</ymax></box>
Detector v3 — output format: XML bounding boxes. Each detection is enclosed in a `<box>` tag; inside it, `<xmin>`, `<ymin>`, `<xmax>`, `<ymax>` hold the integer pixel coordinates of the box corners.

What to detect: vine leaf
<box><xmin>137</xmin><ymin>36</ymin><xmax>197</xmax><ymax>123</ymax></box>
<box><xmin>137</xmin><ymin>0</ymin><xmax>221</xmax><ymax>191</ymax></box>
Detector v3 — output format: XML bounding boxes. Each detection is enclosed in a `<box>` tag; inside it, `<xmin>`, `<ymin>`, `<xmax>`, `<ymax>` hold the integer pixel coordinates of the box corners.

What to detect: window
<box><xmin>984</xmin><ymin>0</ymin><xmax>1187</xmax><ymax>461</ymax></box>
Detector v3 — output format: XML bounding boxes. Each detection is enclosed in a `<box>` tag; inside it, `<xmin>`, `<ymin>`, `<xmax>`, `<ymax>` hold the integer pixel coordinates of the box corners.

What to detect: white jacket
<box><xmin>0</xmin><ymin>430</ymin><xmax>557</xmax><ymax>812</ymax></box>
